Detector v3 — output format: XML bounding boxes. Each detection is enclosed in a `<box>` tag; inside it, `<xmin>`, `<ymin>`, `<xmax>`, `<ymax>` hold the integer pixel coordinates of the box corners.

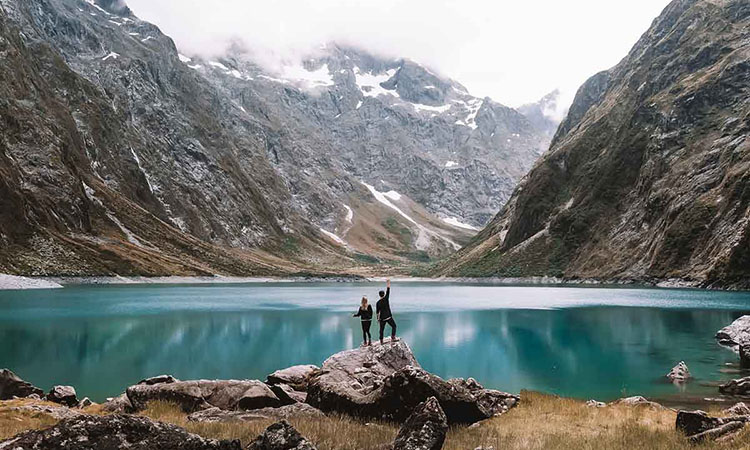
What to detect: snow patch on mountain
<box><xmin>320</xmin><ymin>228</ymin><xmax>347</xmax><ymax>246</ymax></box>
<box><xmin>442</xmin><ymin>217</ymin><xmax>479</xmax><ymax>231</ymax></box>
<box><xmin>354</xmin><ymin>67</ymin><xmax>399</xmax><ymax>98</ymax></box>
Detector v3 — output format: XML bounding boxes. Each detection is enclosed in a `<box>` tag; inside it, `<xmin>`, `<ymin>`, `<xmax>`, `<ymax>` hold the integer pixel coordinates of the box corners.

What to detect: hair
<box><xmin>379</xmin><ymin>290</ymin><xmax>385</xmax><ymax>298</ymax></box>
<box><xmin>361</xmin><ymin>296</ymin><xmax>368</xmax><ymax>308</ymax></box>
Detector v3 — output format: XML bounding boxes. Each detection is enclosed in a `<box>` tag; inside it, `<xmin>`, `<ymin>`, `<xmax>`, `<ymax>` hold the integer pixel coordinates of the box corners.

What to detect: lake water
<box><xmin>1</xmin><ymin>282</ymin><xmax>749</xmax><ymax>405</ymax></box>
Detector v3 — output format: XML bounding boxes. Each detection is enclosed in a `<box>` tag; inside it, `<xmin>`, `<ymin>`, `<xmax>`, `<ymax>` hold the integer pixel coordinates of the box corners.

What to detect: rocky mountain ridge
<box><xmin>0</xmin><ymin>0</ymin><xmax>555</xmax><ymax>275</ymax></box>
<box><xmin>436</xmin><ymin>0</ymin><xmax>750</xmax><ymax>289</ymax></box>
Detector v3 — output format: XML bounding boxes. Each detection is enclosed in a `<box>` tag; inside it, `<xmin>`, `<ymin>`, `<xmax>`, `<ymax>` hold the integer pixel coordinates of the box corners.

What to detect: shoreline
<box><xmin>0</xmin><ymin>273</ymin><xmax>731</xmax><ymax>291</ymax></box>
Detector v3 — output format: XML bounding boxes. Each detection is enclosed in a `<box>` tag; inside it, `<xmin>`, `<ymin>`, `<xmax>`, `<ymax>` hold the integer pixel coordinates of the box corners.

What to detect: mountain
<box><xmin>517</xmin><ymin>90</ymin><xmax>566</xmax><ymax>138</ymax></box>
<box><xmin>0</xmin><ymin>0</ymin><xmax>551</xmax><ymax>276</ymax></box>
<box><xmin>436</xmin><ymin>0</ymin><xmax>750</xmax><ymax>289</ymax></box>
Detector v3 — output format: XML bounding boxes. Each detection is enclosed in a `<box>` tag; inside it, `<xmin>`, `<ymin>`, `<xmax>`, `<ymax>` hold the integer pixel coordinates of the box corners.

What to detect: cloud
<box><xmin>126</xmin><ymin>0</ymin><xmax>672</xmax><ymax>107</ymax></box>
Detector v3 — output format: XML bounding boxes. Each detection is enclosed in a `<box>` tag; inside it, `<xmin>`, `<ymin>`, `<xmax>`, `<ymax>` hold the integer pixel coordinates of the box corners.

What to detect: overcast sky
<box><xmin>127</xmin><ymin>0</ymin><xmax>673</xmax><ymax>108</ymax></box>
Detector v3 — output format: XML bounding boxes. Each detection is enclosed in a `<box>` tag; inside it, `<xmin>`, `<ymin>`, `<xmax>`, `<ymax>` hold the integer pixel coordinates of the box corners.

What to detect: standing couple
<box><xmin>353</xmin><ymin>279</ymin><xmax>398</xmax><ymax>346</ymax></box>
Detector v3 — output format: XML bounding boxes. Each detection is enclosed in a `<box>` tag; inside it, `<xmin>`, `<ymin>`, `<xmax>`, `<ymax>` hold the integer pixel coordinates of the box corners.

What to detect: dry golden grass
<box><xmin>4</xmin><ymin>392</ymin><xmax>750</xmax><ymax>449</ymax></box>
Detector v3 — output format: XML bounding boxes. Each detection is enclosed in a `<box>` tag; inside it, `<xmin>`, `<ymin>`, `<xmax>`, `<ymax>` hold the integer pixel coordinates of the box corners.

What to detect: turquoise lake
<box><xmin>1</xmin><ymin>282</ymin><xmax>749</xmax><ymax>405</ymax></box>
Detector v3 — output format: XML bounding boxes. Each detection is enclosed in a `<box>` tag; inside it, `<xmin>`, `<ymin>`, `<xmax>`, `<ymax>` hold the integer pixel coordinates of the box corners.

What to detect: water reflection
<box><xmin>0</xmin><ymin>303</ymin><xmax>744</xmax><ymax>402</ymax></box>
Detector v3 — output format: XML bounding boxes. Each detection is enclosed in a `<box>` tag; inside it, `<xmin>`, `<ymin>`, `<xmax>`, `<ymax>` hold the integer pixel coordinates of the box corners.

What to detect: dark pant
<box><xmin>360</xmin><ymin>320</ymin><xmax>372</xmax><ymax>343</ymax></box>
<box><xmin>379</xmin><ymin>317</ymin><xmax>396</xmax><ymax>341</ymax></box>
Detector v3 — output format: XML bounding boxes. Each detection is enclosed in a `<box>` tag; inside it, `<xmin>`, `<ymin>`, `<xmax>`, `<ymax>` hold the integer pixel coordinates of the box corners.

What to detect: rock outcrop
<box><xmin>609</xmin><ymin>396</ymin><xmax>662</xmax><ymax>408</ymax></box>
<box><xmin>246</xmin><ymin>420</ymin><xmax>317</xmax><ymax>450</ymax></box>
<box><xmin>392</xmin><ymin>397</ymin><xmax>448</xmax><ymax>450</ymax></box>
<box><xmin>126</xmin><ymin>380</ymin><xmax>280</xmax><ymax>413</ymax></box>
<box><xmin>666</xmin><ymin>361</ymin><xmax>690</xmax><ymax>383</ymax></box>
<box><xmin>47</xmin><ymin>385</ymin><xmax>78</xmax><ymax>407</ymax></box>
<box><xmin>436</xmin><ymin>0</ymin><xmax>750</xmax><ymax>289</ymax></box>
<box><xmin>307</xmin><ymin>341</ymin><xmax>518</xmax><ymax>424</ymax></box>
<box><xmin>0</xmin><ymin>414</ymin><xmax>241</xmax><ymax>449</ymax></box>
<box><xmin>187</xmin><ymin>404</ymin><xmax>324</xmax><ymax>423</ymax></box>
<box><xmin>0</xmin><ymin>369</ymin><xmax>43</xmax><ymax>400</ymax></box>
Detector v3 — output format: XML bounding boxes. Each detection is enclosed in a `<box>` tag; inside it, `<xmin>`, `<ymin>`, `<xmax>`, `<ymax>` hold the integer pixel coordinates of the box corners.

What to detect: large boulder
<box><xmin>719</xmin><ymin>376</ymin><xmax>750</xmax><ymax>395</ymax></box>
<box><xmin>126</xmin><ymin>380</ymin><xmax>280</xmax><ymax>413</ymax></box>
<box><xmin>47</xmin><ymin>385</ymin><xmax>78</xmax><ymax>407</ymax></box>
<box><xmin>246</xmin><ymin>420</ymin><xmax>317</xmax><ymax>450</ymax></box>
<box><xmin>187</xmin><ymin>404</ymin><xmax>324</xmax><ymax>423</ymax></box>
<box><xmin>308</xmin><ymin>344</ymin><xmax>519</xmax><ymax>425</ymax></box>
<box><xmin>267</xmin><ymin>365</ymin><xmax>319</xmax><ymax>391</ymax></box>
<box><xmin>0</xmin><ymin>414</ymin><xmax>241</xmax><ymax>449</ymax></box>
<box><xmin>716</xmin><ymin>316</ymin><xmax>750</xmax><ymax>349</ymax></box>
<box><xmin>0</xmin><ymin>369</ymin><xmax>44</xmax><ymax>400</ymax></box>
<box><xmin>392</xmin><ymin>397</ymin><xmax>448</xmax><ymax>450</ymax></box>
<box><xmin>666</xmin><ymin>361</ymin><xmax>690</xmax><ymax>383</ymax></box>
<box><xmin>676</xmin><ymin>410</ymin><xmax>750</xmax><ymax>443</ymax></box>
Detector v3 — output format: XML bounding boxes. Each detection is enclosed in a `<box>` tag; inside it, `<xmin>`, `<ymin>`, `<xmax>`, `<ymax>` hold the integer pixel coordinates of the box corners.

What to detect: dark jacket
<box><xmin>376</xmin><ymin>287</ymin><xmax>392</xmax><ymax>321</ymax></box>
<box><xmin>354</xmin><ymin>304</ymin><xmax>373</xmax><ymax>321</ymax></box>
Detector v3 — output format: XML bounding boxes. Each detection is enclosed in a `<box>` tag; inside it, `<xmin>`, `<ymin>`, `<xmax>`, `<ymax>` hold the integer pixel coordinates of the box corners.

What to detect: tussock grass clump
<box><xmin>0</xmin><ymin>399</ymin><xmax>61</xmax><ymax>440</ymax></box>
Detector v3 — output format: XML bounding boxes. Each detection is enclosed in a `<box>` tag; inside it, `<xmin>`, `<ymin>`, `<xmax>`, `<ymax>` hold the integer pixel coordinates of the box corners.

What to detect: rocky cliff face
<box><xmin>0</xmin><ymin>0</ymin><xmax>551</xmax><ymax>274</ymax></box>
<box><xmin>437</xmin><ymin>0</ymin><xmax>750</xmax><ymax>289</ymax></box>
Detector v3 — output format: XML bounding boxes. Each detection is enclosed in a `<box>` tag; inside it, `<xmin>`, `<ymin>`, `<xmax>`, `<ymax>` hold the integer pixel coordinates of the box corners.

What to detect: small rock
<box><xmin>246</xmin><ymin>420</ymin><xmax>317</xmax><ymax>450</ymax></box>
<box><xmin>393</xmin><ymin>397</ymin><xmax>447</xmax><ymax>450</ymax></box>
<box><xmin>77</xmin><ymin>397</ymin><xmax>93</xmax><ymax>408</ymax></box>
<box><xmin>666</xmin><ymin>361</ymin><xmax>691</xmax><ymax>383</ymax></box>
<box><xmin>270</xmin><ymin>383</ymin><xmax>306</xmax><ymax>405</ymax></box>
<box><xmin>585</xmin><ymin>399</ymin><xmax>606</xmax><ymax>408</ymax></box>
<box><xmin>101</xmin><ymin>393</ymin><xmax>133</xmax><ymax>413</ymax></box>
<box><xmin>724</xmin><ymin>402</ymin><xmax>750</xmax><ymax>416</ymax></box>
<box><xmin>47</xmin><ymin>385</ymin><xmax>78</xmax><ymax>407</ymax></box>
<box><xmin>610</xmin><ymin>396</ymin><xmax>661</xmax><ymax>408</ymax></box>
<box><xmin>740</xmin><ymin>345</ymin><xmax>750</xmax><ymax>369</ymax></box>
<box><xmin>267</xmin><ymin>365</ymin><xmax>319</xmax><ymax>391</ymax></box>
<box><xmin>0</xmin><ymin>369</ymin><xmax>44</xmax><ymax>400</ymax></box>
<box><xmin>126</xmin><ymin>380</ymin><xmax>281</xmax><ymax>413</ymax></box>
<box><xmin>139</xmin><ymin>374</ymin><xmax>179</xmax><ymax>385</ymax></box>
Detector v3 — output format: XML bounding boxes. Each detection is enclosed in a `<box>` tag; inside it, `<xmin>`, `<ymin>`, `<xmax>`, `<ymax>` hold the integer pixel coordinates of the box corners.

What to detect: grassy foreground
<box><xmin>2</xmin><ymin>392</ymin><xmax>750</xmax><ymax>449</ymax></box>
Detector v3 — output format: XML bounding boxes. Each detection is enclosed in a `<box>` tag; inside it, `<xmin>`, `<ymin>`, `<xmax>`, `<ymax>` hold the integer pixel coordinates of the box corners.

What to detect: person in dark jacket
<box><xmin>353</xmin><ymin>296</ymin><xmax>373</xmax><ymax>346</ymax></box>
<box><xmin>376</xmin><ymin>279</ymin><xmax>397</xmax><ymax>344</ymax></box>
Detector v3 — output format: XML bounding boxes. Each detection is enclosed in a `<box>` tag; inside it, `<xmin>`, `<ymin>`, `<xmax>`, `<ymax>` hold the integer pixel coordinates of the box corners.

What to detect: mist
<box><xmin>126</xmin><ymin>0</ymin><xmax>672</xmax><ymax>108</ymax></box>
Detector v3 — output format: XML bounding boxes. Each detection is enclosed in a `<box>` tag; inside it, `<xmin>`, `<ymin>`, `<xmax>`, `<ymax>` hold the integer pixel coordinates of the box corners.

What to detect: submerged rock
<box><xmin>719</xmin><ymin>377</ymin><xmax>750</xmax><ymax>395</ymax></box>
<box><xmin>47</xmin><ymin>385</ymin><xmax>78</xmax><ymax>407</ymax></box>
<box><xmin>0</xmin><ymin>369</ymin><xmax>44</xmax><ymax>400</ymax></box>
<box><xmin>307</xmin><ymin>342</ymin><xmax>518</xmax><ymax>424</ymax></box>
<box><xmin>126</xmin><ymin>379</ymin><xmax>280</xmax><ymax>412</ymax></box>
<box><xmin>0</xmin><ymin>414</ymin><xmax>241</xmax><ymax>449</ymax></box>
<box><xmin>666</xmin><ymin>361</ymin><xmax>691</xmax><ymax>383</ymax></box>
<box><xmin>246</xmin><ymin>420</ymin><xmax>317</xmax><ymax>450</ymax></box>
<box><xmin>187</xmin><ymin>404</ymin><xmax>324</xmax><ymax>423</ymax></box>
<box><xmin>267</xmin><ymin>365</ymin><xmax>319</xmax><ymax>391</ymax></box>
<box><xmin>393</xmin><ymin>397</ymin><xmax>448</xmax><ymax>450</ymax></box>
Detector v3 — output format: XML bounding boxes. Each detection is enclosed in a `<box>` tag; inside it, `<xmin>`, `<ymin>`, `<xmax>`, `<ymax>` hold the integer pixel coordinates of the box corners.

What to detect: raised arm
<box><xmin>384</xmin><ymin>279</ymin><xmax>391</xmax><ymax>301</ymax></box>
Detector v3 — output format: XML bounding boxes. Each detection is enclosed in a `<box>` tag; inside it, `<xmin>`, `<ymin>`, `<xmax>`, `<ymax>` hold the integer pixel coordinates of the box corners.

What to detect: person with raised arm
<box><xmin>353</xmin><ymin>296</ymin><xmax>373</xmax><ymax>346</ymax></box>
<box><xmin>376</xmin><ymin>279</ymin><xmax>397</xmax><ymax>344</ymax></box>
